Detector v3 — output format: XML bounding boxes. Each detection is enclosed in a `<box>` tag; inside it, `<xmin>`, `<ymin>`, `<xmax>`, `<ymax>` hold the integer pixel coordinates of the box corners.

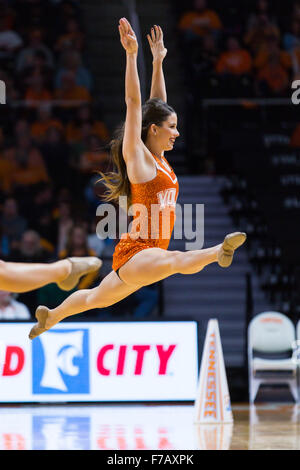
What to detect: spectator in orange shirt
<box><xmin>65</xmin><ymin>104</ymin><xmax>110</xmax><ymax>144</ymax></box>
<box><xmin>244</xmin><ymin>0</ymin><xmax>281</xmax><ymax>58</ymax></box>
<box><xmin>256</xmin><ymin>55</ymin><xmax>290</xmax><ymax>96</ymax></box>
<box><xmin>244</xmin><ymin>17</ymin><xmax>280</xmax><ymax>56</ymax></box>
<box><xmin>254</xmin><ymin>34</ymin><xmax>292</xmax><ymax>71</ymax></box>
<box><xmin>54</xmin><ymin>70</ymin><xmax>91</xmax><ymax>107</ymax></box>
<box><xmin>215</xmin><ymin>36</ymin><xmax>253</xmax><ymax>97</ymax></box>
<box><xmin>31</xmin><ymin>104</ymin><xmax>64</xmax><ymax>143</ymax></box>
<box><xmin>216</xmin><ymin>36</ymin><xmax>253</xmax><ymax>76</ymax></box>
<box><xmin>79</xmin><ymin>134</ymin><xmax>109</xmax><ymax>177</ymax></box>
<box><xmin>4</xmin><ymin>134</ymin><xmax>49</xmax><ymax>190</ymax></box>
<box><xmin>178</xmin><ymin>0</ymin><xmax>222</xmax><ymax>39</ymax></box>
<box><xmin>24</xmin><ymin>73</ymin><xmax>52</xmax><ymax>107</ymax></box>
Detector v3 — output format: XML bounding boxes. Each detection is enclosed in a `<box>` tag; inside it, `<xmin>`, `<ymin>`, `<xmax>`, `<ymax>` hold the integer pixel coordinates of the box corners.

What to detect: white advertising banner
<box><xmin>0</xmin><ymin>321</ymin><xmax>198</xmax><ymax>403</ymax></box>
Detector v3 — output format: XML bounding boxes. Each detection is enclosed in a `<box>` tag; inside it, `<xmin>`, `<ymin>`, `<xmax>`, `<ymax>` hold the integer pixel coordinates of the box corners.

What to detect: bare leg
<box><xmin>50</xmin><ymin>271</ymin><xmax>138</xmax><ymax>323</ymax></box>
<box><xmin>117</xmin><ymin>245</ymin><xmax>220</xmax><ymax>286</ymax></box>
<box><xmin>118</xmin><ymin>232</ymin><xmax>246</xmax><ymax>285</ymax></box>
<box><xmin>171</xmin><ymin>245</ymin><xmax>220</xmax><ymax>275</ymax></box>
<box><xmin>0</xmin><ymin>260</ymin><xmax>71</xmax><ymax>292</ymax></box>
<box><xmin>29</xmin><ymin>271</ymin><xmax>139</xmax><ymax>339</ymax></box>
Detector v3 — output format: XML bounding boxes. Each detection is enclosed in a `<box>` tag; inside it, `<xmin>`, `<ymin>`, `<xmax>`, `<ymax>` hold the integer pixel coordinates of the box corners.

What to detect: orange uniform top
<box><xmin>112</xmin><ymin>153</ymin><xmax>179</xmax><ymax>272</ymax></box>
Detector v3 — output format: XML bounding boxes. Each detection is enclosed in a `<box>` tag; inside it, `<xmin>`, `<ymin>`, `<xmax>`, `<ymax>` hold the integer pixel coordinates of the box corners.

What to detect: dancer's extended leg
<box><xmin>117</xmin><ymin>233</ymin><xmax>246</xmax><ymax>286</ymax></box>
<box><xmin>116</xmin><ymin>245</ymin><xmax>220</xmax><ymax>287</ymax></box>
<box><xmin>29</xmin><ymin>270</ymin><xmax>139</xmax><ymax>339</ymax></box>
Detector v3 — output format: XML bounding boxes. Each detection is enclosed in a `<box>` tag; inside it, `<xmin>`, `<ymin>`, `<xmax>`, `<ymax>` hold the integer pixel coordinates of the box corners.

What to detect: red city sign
<box><xmin>96</xmin><ymin>344</ymin><xmax>176</xmax><ymax>376</ymax></box>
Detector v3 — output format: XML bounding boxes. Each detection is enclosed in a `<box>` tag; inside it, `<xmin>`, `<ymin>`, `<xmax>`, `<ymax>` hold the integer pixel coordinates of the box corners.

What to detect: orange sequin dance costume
<box><xmin>112</xmin><ymin>153</ymin><xmax>179</xmax><ymax>273</ymax></box>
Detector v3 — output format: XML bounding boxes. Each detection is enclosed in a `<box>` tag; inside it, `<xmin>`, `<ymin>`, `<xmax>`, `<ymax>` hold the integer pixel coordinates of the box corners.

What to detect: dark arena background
<box><xmin>0</xmin><ymin>0</ymin><xmax>299</xmax><ymax>453</ymax></box>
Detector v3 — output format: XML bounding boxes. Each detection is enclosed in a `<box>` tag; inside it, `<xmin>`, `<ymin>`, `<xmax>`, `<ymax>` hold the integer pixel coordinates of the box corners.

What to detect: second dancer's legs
<box><xmin>0</xmin><ymin>257</ymin><xmax>102</xmax><ymax>293</ymax></box>
<box><xmin>0</xmin><ymin>260</ymin><xmax>71</xmax><ymax>292</ymax></box>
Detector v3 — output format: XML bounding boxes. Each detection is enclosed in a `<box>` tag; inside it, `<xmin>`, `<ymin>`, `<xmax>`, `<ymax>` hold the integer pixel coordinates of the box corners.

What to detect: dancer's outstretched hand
<box><xmin>147</xmin><ymin>24</ymin><xmax>167</xmax><ymax>62</ymax></box>
<box><xmin>119</xmin><ymin>17</ymin><xmax>138</xmax><ymax>54</ymax></box>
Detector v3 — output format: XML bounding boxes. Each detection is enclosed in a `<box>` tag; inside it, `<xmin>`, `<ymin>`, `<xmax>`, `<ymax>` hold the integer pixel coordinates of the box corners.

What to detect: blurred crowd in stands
<box><xmin>176</xmin><ymin>0</ymin><xmax>300</xmax><ymax>317</ymax></box>
<box><xmin>1</xmin><ymin>0</ymin><xmax>300</xmax><ymax>319</ymax></box>
<box><xmin>177</xmin><ymin>0</ymin><xmax>300</xmax><ymax>99</ymax></box>
<box><xmin>0</xmin><ymin>0</ymin><xmax>159</xmax><ymax>319</ymax></box>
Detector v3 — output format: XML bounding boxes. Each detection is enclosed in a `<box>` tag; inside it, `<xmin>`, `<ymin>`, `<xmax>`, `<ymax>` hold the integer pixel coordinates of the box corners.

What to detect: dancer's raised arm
<box><xmin>147</xmin><ymin>25</ymin><xmax>167</xmax><ymax>102</ymax></box>
<box><xmin>119</xmin><ymin>18</ymin><xmax>142</xmax><ymax>160</ymax></box>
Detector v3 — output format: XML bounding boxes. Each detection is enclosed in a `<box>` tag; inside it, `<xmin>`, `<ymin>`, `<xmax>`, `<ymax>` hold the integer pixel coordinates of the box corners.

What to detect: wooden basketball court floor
<box><xmin>0</xmin><ymin>403</ymin><xmax>299</xmax><ymax>450</ymax></box>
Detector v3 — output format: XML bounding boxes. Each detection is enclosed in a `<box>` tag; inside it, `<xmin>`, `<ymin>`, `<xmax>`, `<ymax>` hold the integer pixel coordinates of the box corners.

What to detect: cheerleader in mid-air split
<box><xmin>29</xmin><ymin>18</ymin><xmax>246</xmax><ymax>340</ymax></box>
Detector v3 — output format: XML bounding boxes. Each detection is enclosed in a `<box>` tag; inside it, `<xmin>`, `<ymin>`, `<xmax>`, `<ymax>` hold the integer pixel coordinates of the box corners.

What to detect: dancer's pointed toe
<box><xmin>218</xmin><ymin>232</ymin><xmax>247</xmax><ymax>268</ymax></box>
<box><xmin>28</xmin><ymin>305</ymin><xmax>50</xmax><ymax>340</ymax></box>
